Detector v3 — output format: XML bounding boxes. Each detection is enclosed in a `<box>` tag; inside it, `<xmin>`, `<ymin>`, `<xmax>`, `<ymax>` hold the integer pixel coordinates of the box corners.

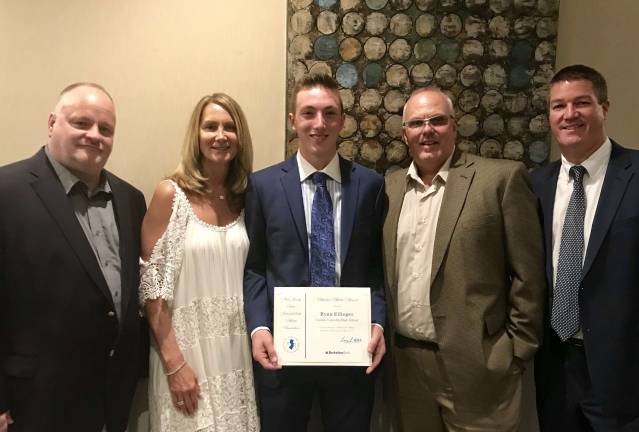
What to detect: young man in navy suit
<box><xmin>243</xmin><ymin>75</ymin><xmax>386</xmax><ymax>432</ymax></box>
<box><xmin>533</xmin><ymin>65</ymin><xmax>639</xmax><ymax>431</ymax></box>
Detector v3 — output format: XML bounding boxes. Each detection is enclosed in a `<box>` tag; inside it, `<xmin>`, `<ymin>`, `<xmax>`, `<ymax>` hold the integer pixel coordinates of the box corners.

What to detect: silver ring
<box><xmin>176</xmin><ymin>401</ymin><xmax>185</xmax><ymax>406</ymax></box>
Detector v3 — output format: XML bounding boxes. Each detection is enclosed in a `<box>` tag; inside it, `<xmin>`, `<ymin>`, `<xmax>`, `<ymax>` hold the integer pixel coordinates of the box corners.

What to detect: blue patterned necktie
<box><xmin>552</xmin><ymin>165</ymin><xmax>587</xmax><ymax>341</ymax></box>
<box><xmin>310</xmin><ymin>172</ymin><xmax>336</xmax><ymax>286</ymax></box>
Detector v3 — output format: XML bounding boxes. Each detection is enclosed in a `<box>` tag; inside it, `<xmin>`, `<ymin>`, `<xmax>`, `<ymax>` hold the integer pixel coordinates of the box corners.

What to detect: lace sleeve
<box><xmin>139</xmin><ymin>180</ymin><xmax>190</xmax><ymax>305</ymax></box>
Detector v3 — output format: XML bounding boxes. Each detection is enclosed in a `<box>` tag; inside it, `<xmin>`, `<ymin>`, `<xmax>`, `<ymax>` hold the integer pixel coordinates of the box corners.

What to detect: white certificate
<box><xmin>274</xmin><ymin>286</ymin><xmax>371</xmax><ymax>366</ymax></box>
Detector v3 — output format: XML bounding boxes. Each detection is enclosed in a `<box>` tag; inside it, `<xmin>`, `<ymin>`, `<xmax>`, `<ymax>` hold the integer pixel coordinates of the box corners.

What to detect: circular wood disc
<box><xmin>533</xmin><ymin>64</ymin><xmax>554</xmax><ymax>85</ymax></box>
<box><xmin>484</xmin><ymin>64</ymin><xmax>506</xmax><ymax>88</ymax></box>
<box><xmin>514</xmin><ymin>17</ymin><xmax>536</xmax><ymax>38</ymax></box>
<box><xmin>535</xmin><ymin>41</ymin><xmax>556</xmax><ymax>63</ymax></box>
<box><xmin>316</xmin><ymin>0</ymin><xmax>338</xmax><ymax>7</ymax></box>
<box><xmin>291</xmin><ymin>0</ymin><xmax>313</xmax><ymax>10</ymax></box>
<box><xmin>483</xmin><ymin>113</ymin><xmax>505</xmax><ymax>136</ymax></box>
<box><xmin>435</xmin><ymin>64</ymin><xmax>457</xmax><ymax>88</ymax></box>
<box><xmin>489</xmin><ymin>16</ymin><xmax>510</xmax><ymax>39</ymax></box>
<box><xmin>481</xmin><ymin>89</ymin><xmax>503</xmax><ymax>112</ymax></box>
<box><xmin>440</xmin><ymin>0</ymin><xmax>458</xmax><ymax>8</ymax></box>
<box><xmin>360</xmin><ymin>88</ymin><xmax>383</xmax><ymax>112</ymax></box>
<box><xmin>364</xmin><ymin>62</ymin><xmax>384</xmax><ymax>87</ymax></box>
<box><xmin>342</xmin><ymin>12</ymin><xmax>365</xmax><ymax>36</ymax></box>
<box><xmin>504</xmin><ymin>92</ymin><xmax>528</xmax><ymax>113</ymax></box>
<box><xmin>415</xmin><ymin>0</ymin><xmax>436</xmax><ymax>11</ymax></box>
<box><xmin>389</xmin><ymin>38</ymin><xmax>412</xmax><ymax>62</ymax></box>
<box><xmin>340</xmin><ymin>37</ymin><xmax>363</xmax><ymax>61</ymax></box>
<box><xmin>340</xmin><ymin>89</ymin><xmax>355</xmax><ymax>110</ymax></box>
<box><xmin>291</xmin><ymin>10</ymin><xmax>313</xmax><ymax>35</ymax></box>
<box><xmin>460</xmin><ymin>64</ymin><xmax>482</xmax><ymax>87</ymax></box>
<box><xmin>413</xmin><ymin>39</ymin><xmax>436</xmax><ymax>62</ymax></box>
<box><xmin>386</xmin><ymin>140</ymin><xmax>408</xmax><ymax>162</ymax></box>
<box><xmin>290</xmin><ymin>35</ymin><xmax>313</xmax><ymax>59</ymax></box>
<box><xmin>386</xmin><ymin>64</ymin><xmax>409</xmax><ymax>88</ymax></box>
<box><xmin>529</xmin><ymin>114</ymin><xmax>549</xmax><ymax>134</ymax></box>
<box><xmin>287</xmin><ymin>137</ymin><xmax>300</xmax><ymax>155</ymax></box>
<box><xmin>340</xmin><ymin>0</ymin><xmax>362</xmax><ymax>11</ymax></box>
<box><xmin>415</xmin><ymin>14</ymin><xmax>436</xmax><ymax>37</ymax></box>
<box><xmin>292</xmin><ymin>60</ymin><xmax>309</xmax><ymax>82</ymax></box>
<box><xmin>536</xmin><ymin>17</ymin><xmax>557</xmax><ymax>39</ymax></box>
<box><xmin>458</xmin><ymin>89</ymin><xmax>481</xmax><ymax>112</ymax></box>
<box><xmin>308</xmin><ymin>61</ymin><xmax>332</xmax><ymax>77</ymax></box>
<box><xmin>411</xmin><ymin>63</ymin><xmax>434</xmax><ymax>85</ymax></box>
<box><xmin>514</xmin><ymin>0</ymin><xmax>536</xmax><ymax>9</ymax></box>
<box><xmin>458</xmin><ymin>139</ymin><xmax>478</xmax><ymax>154</ymax></box>
<box><xmin>390</xmin><ymin>0</ymin><xmax>413</xmax><ymax>11</ymax></box>
<box><xmin>385</xmin><ymin>115</ymin><xmax>404</xmax><ymax>138</ymax></box>
<box><xmin>361</xmin><ymin>140</ymin><xmax>384</xmax><ymax>163</ymax></box>
<box><xmin>440</xmin><ymin>14</ymin><xmax>463</xmax><ymax>37</ymax></box>
<box><xmin>503</xmin><ymin>140</ymin><xmax>524</xmax><ymax>160</ymax></box>
<box><xmin>489</xmin><ymin>0</ymin><xmax>511</xmax><ymax>14</ymax></box>
<box><xmin>360</xmin><ymin>115</ymin><xmax>382</xmax><ymax>137</ymax></box>
<box><xmin>390</xmin><ymin>13</ymin><xmax>413</xmax><ymax>37</ymax></box>
<box><xmin>364</xmin><ymin>37</ymin><xmax>387</xmax><ymax>60</ymax></box>
<box><xmin>465</xmin><ymin>15</ymin><xmax>487</xmax><ymax>38</ymax></box>
<box><xmin>458</xmin><ymin>114</ymin><xmax>479</xmax><ymax>137</ymax></box>
<box><xmin>438</xmin><ymin>39</ymin><xmax>460</xmax><ymax>63</ymax></box>
<box><xmin>509</xmin><ymin>66</ymin><xmax>531</xmax><ymax>90</ymax></box>
<box><xmin>366</xmin><ymin>12</ymin><xmax>389</xmax><ymax>36</ymax></box>
<box><xmin>511</xmin><ymin>39</ymin><xmax>534</xmax><ymax>64</ymax></box>
<box><xmin>465</xmin><ymin>0</ymin><xmax>488</xmax><ymax>9</ymax></box>
<box><xmin>340</xmin><ymin>115</ymin><xmax>358</xmax><ymax>138</ymax></box>
<box><xmin>365</xmin><ymin>0</ymin><xmax>389</xmax><ymax>10</ymax></box>
<box><xmin>462</xmin><ymin>39</ymin><xmax>484</xmax><ymax>60</ymax></box>
<box><xmin>507</xmin><ymin>116</ymin><xmax>529</xmax><ymax>136</ymax></box>
<box><xmin>314</xmin><ymin>36</ymin><xmax>338</xmax><ymax>60</ymax></box>
<box><xmin>480</xmin><ymin>138</ymin><xmax>503</xmax><ymax>158</ymax></box>
<box><xmin>529</xmin><ymin>140</ymin><xmax>549</xmax><ymax>163</ymax></box>
<box><xmin>490</xmin><ymin>39</ymin><xmax>510</xmax><ymax>58</ymax></box>
<box><xmin>531</xmin><ymin>85</ymin><xmax>549</xmax><ymax>110</ymax></box>
<box><xmin>317</xmin><ymin>11</ymin><xmax>339</xmax><ymax>35</ymax></box>
<box><xmin>384</xmin><ymin>90</ymin><xmax>407</xmax><ymax>113</ymax></box>
<box><xmin>336</xmin><ymin>63</ymin><xmax>358</xmax><ymax>88</ymax></box>
<box><xmin>538</xmin><ymin>0</ymin><xmax>559</xmax><ymax>16</ymax></box>
<box><xmin>338</xmin><ymin>140</ymin><xmax>359</xmax><ymax>160</ymax></box>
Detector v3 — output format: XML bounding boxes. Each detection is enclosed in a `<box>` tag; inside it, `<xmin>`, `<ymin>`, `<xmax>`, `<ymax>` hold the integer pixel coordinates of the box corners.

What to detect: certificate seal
<box><xmin>284</xmin><ymin>336</ymin><xmax>299</xmax><ymax>353</ymax></box>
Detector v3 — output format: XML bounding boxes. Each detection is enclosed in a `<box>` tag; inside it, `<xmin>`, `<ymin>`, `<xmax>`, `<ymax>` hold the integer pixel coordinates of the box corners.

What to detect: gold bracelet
<box><xmin>165</xmin><ymin>360</ymin><xmax>186</xmax><ymax>376</ymax></box>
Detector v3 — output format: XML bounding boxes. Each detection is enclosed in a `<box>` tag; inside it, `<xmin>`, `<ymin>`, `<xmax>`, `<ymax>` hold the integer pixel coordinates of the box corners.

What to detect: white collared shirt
<box><xmin>395</xmin><ymin>154</ymin><xmax>453</xmax><ymax>341</ymax></box>
<box><xmin>297</xmin><ymin>152</ymin><xmax>343</xmax><ymax>284</ymax></box>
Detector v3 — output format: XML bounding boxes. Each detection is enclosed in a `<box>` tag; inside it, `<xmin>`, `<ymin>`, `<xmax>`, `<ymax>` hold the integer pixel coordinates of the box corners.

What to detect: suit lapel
<box><xmin>280</xmin><ymin>156</ymin><xmax>309</xmax><ymax>256</ymax></box>
<box><xmin>383</xmin><ymin>168</ymin><xmax>408</xmax><ymax>304</ymax></box>
<box><xmin>431</xmin><ymin>151</ymin><xmax>475</xmax><ymax>285</ymax></box>
<box><xmin>29</xmin><ymin>150</ymin><xmax>115</xmax><ymax>308</ymax></box>
<box><xmin>583</xmin><ymin>142</ymin><xmax>634</xmax><ymax>278</ymax></box>
<box><xmin>537</xmin><ymin>161</ymin><xmax>560</xmax><ymax>287</ymax></box>
<box><xmin>109</xmin><ymin>174</ymin><xmax>133</xmax><ymax>321</ymax></box>
<box><xmin>339</xmin><ymin>157</ymin><xmax>357</xmax><ymax>267</ymax></box>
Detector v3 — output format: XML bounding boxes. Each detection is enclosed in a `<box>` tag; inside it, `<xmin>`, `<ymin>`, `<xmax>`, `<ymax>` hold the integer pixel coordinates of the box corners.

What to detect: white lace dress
<box><xmin>140</xmin><ymin>181</ymin><xmax>259</xmax><ymax>432</ymax></box>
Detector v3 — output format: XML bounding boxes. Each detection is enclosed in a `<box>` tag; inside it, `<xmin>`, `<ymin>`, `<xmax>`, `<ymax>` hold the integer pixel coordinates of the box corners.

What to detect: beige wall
<box><xmin>553</xmin><ymin>0</ymin><xmax>639</xmax><ymax>159</ymax></box>
<box><xmin>0</xmin><ymin>1</ymin><xmax>287</xmax><ymax>199</ymax></box>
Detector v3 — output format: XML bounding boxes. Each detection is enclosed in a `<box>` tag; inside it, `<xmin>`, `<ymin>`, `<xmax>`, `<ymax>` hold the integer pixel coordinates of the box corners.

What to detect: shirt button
<box><xmin>107</xmin><ymin>311</ymin><xmax>116</xmax><ymax>317</ymax></box>
<box><xmin>109</xmin><ymin>349</ymin><xmax>115</xmax><ymax>357</ymax></box>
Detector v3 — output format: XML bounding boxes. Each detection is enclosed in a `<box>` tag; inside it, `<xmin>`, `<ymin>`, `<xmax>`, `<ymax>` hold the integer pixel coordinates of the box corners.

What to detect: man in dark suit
<box><xmin>243</xmin><ymin>74</ymin><xmax>386</xmax><ymax>432</ymax></box>
<box><xmin>0</xmin><ymin>83</ymin><xmax>147</xmax><ymax>432</ymax></box>
<box><xmin>532</xmin><ymin>64</ymin><xmax>639</xmax><ymax>431</ymax></box>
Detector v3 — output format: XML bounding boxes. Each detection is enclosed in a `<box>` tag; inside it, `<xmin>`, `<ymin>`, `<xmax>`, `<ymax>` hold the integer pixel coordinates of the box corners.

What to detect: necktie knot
<box><xmin>311</xmin><ymin>172</ymin><xmax>328</xmax><ymax>188</ymax></box>
<box><xmin>570</xmin><ymin>165</ymin><xmax>586</xmax><ymax>185</ymax></box>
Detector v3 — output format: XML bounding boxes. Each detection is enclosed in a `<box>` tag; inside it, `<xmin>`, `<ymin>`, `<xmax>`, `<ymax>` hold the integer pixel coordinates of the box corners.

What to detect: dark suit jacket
<box><xmin>0</xmin><ymin>148</ymin><xmax>147</xmax><ymax>432</ymax></box>
<box><xmin>243</xmin><ymin>154</ymin><xmax>386</xmax><ymax>339</ymax></box>
<box><xmin>383</xmin><ymin>150</ymin><xmax>545</xmax><ymax>411</ymax></box>
<box><xmin>532</xmin><ymin>140</ymin><xmax>639</xmax><ymax>420</ymax></box>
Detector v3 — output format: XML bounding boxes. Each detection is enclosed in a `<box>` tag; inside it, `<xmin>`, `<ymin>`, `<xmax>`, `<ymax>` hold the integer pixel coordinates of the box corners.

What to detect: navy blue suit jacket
<box><xmin>243</xmin><ymin>154</ymin><xmax>386</xmax><ymax>334</ymax></box>
<box><xmin>531</xmin><ymin>141</ymin><xmax>639</xmax><ymax>420</ymax></box>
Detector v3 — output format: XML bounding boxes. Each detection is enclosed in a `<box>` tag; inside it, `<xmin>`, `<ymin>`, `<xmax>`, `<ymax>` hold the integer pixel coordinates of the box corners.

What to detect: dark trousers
<box><xmin>255</xmin><ymin>365</ymin><xmax>374</xmax><ymax>432</ymax></box>
<box><xmin>537</xmin><ymin>336</ymin><xmax>639</xmax><ymax>432</ymax></box>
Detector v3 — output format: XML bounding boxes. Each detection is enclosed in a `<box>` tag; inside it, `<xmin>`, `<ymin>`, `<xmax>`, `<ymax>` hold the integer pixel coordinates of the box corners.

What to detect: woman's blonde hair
<box><xmin>171</xmin><ymin>93</ymin><xmax>253</xmax><ymax>209</ymax></box>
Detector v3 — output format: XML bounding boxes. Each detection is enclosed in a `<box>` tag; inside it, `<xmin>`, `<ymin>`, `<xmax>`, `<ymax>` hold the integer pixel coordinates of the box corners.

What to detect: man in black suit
<box><xmin>0</xmin><ymin>83</ymin><xmax>147</xmax><ymax>432</ymax></box>
<box><xmin>532</xmin><ymin>65</ymin><xmax>639</xmax><ymax>431</ymax></box>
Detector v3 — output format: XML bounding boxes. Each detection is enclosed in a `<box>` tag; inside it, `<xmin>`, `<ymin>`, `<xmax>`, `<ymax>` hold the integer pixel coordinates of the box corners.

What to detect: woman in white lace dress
<box><xmin>139</xmin><ymin>93</ymin><xmax>259</xmax><ymax>431</ymax></box>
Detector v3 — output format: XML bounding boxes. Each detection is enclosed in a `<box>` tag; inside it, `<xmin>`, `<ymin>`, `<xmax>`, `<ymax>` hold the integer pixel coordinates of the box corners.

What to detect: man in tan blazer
<box><xmin>383</xmin><ymin>88</ymin><xmax>545</xmax><ymax>431</ymax></box>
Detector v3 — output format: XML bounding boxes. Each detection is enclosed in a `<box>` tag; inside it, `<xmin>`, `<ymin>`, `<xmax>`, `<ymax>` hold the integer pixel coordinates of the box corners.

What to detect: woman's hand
<box><xmin>168</xmin><ymin>362</ymin><xmax>201</xmax><ymax>416</ymax></box>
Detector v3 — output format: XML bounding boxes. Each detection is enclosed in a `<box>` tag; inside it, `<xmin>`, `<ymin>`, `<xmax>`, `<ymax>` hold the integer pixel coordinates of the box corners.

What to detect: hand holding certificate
<box><xmin>274</xmin><ymin>287</ymin><xmax>372</xmax><ymax>366</ymax></box>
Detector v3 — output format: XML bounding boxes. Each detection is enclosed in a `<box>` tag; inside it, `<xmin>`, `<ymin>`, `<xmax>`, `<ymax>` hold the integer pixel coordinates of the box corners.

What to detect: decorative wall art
<box><xmin>286</xmin><ymin>0</ymin><xmax>560</xmax><ymax>174</ymax></box>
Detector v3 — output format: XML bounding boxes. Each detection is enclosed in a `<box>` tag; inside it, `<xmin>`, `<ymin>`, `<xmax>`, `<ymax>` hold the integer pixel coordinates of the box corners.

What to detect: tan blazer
<box><xmin>383</xmin><ymin>149</ymin><xmax>545</xmax><ymax>410</ymax></box>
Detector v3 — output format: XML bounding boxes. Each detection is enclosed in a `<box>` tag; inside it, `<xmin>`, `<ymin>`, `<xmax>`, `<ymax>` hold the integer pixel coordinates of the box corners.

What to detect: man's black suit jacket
<box><xmin>531</xmin><ymin>141</ymin><xmax>639</xmax><ymax>423</ymax></box>
<box><xmin>0</xmin><ymin>148</ymin><xmax>147</xmax><ymax>432</ymax></box>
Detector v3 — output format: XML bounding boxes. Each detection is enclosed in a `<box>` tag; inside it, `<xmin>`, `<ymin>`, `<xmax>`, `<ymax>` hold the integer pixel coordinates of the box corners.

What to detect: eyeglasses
<box><xmin>402</xmin><ymin>115</ymin><xmax>451</xmax><ymax>129</ymax></box>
